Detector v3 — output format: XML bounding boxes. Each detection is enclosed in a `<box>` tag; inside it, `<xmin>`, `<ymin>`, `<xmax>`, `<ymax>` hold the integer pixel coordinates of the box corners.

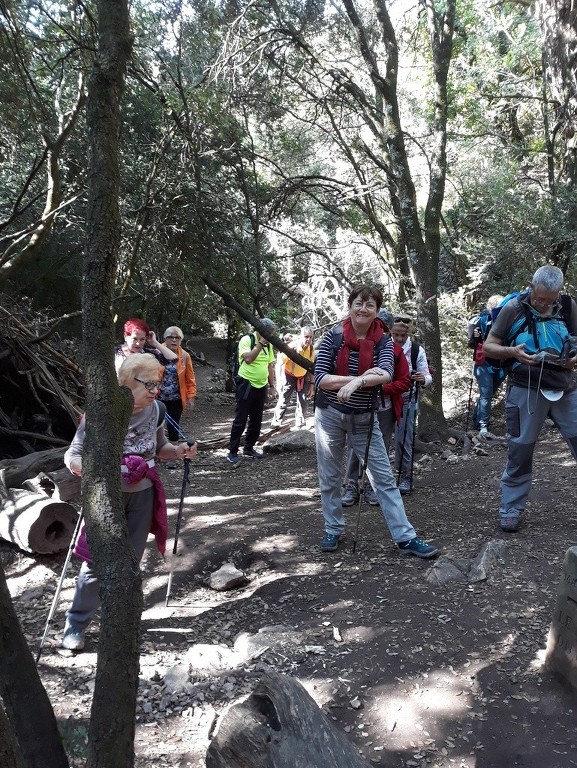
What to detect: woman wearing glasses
<box><xmin>61</xmin><ymin>353</ymin><xmax>197</xmax><ymax>651</ymax></box>
<box><xmin>114</xmin><ymin>317</ymin><xmax>177</xmax><ymax>373</ymax></box>
<box><xmin>158</xmin><ymin>326</ymin><xmax>197</xmax><ymax>445</ymax></box>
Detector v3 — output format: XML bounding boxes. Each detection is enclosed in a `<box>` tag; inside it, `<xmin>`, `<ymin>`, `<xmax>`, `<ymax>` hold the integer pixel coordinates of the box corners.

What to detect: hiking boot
<box><xmin>478</xmin><ymin>428</ymin><xmax>497</xmax><ymax>440</ymax></box>
<box><xmin>364</xmin><ymin>485</ymin><xmax>379</xmax><ymax>506</ymax></box>
<box><xmin>397</xmin><ymin>537</ymin><xmax>438</xmax><ymax>559</ymax></box>
<box><xmin>243</xmin><ymin>447</ymin><xmax>263</xmax><ymax>459</ymax></box>
<box><xmin>320</xmin><ymin>533</ymin><xmax>341</xmax><ymax>552</ymax></box>
<box><xmin>341</xmin><ymin>481</ymin><xmax>359</xmax><ymax>507</ymax></box>
<box><xmin>62</xmin><ymin>621</ymin><xmax>85</xmax><ymax>651</ymax></box>
<box><xmin>500</xmin><ymin>511</ymin><xmax>520</xmax><ymax>532</ymax></box>
<box><xmin>227</xmin><ymin>452</ymin><xmax>241</xmax><ymax>465</ymax></box>
<box><xmin>398</xmin><ymin>478</ymin><xmax>412</xmax><ymax>495</ymax></box>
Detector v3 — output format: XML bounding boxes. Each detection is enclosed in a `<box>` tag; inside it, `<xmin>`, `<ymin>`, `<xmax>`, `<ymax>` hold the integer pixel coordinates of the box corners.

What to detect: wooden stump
<box><xmin>205</xmin><ymin>670</ymin><xmax>372</xmax><ymax>768</ymax></box>
<box><xmin>0</xmin><ymin>481</ymin><xmax>78</xmax><ymax>554</ymax></box>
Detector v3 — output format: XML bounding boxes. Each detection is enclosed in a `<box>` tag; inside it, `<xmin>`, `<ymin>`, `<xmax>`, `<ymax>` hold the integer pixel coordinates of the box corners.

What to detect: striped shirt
<box><xmin>314</xmin><ymin>326</ymin><xmax>394</xmax><ymax>411</ymax></box>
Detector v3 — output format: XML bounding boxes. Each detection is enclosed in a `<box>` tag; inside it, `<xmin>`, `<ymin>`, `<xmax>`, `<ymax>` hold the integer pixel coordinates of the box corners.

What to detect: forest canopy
<box><xmin>1</xmin><ymin>0</ymin><xmax>577</xmax><ymax>431</ymax></box>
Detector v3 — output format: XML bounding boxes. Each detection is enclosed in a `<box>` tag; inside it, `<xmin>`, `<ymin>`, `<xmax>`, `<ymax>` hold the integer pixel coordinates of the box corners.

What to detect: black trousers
<box><xmin>229</xmin><ymin>378</ymin><xmax>267</xmax><ymax>453</ymax></box>
<box><xmin>160</xmin><ymin>399</ymin><xmax>183</xmax><ymax>441</ymax></box>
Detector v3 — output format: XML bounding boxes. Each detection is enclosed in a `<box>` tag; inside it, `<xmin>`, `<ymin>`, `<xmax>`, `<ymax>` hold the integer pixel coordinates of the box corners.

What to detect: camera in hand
<box><xmin>533</xmin><ymin>337</ymin><xmax>577</xmax><ymax>367</ymax></box>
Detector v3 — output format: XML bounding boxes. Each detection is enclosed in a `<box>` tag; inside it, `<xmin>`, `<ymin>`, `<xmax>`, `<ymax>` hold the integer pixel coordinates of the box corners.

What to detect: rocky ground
<box><xmin>5</xmin><ymin>337</ymin><xmax>577</xmax><ymax>768</ymax></box>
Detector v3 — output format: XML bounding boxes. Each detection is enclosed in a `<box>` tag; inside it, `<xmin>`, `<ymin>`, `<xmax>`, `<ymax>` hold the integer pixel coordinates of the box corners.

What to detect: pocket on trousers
<box><xmin>505</xmin><ymin>404</ymin><xmax>520</xmax><ymax>438</ymax></box>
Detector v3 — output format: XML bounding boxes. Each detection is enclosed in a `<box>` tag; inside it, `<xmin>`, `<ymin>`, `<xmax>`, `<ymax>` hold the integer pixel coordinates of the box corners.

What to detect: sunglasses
<box><xmin>135</xmin><ymin>378</ymin><xmax>161</xmax><ymax>392</ymax></box>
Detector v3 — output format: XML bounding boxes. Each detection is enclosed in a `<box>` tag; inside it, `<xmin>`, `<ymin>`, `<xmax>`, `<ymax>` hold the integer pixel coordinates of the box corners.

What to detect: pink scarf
<box><xmin>74</xmin><ymin>455</ymin><xmax>168</xmax><ymax>562</ymax></box>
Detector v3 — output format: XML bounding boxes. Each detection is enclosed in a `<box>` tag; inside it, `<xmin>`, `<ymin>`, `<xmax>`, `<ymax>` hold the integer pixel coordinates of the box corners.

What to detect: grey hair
<box><xmin>164</xmin><ymin>326</ymin><xmax>183</xmax><ymax>339</ymax></box>
<box><xmin>532</xmin><ymin>265</ymin><xmax>564</xmax><ymax>292</ymax></box>
<box><xmin>259</xmin><ymin>317</ymin><xmax>275</xmax><ymax>331</ymax></box>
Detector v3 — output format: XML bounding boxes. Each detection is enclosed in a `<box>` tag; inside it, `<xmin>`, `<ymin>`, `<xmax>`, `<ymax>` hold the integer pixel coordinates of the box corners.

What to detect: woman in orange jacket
<box><xmin>158</xmin><ymin>326</ymin><xmax>197</xmax><ymax>446</ymax></box>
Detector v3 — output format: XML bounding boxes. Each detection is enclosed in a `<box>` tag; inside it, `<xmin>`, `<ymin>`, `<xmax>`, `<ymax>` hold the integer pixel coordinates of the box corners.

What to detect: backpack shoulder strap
<box><xmin>331</xmin><ymin>323</ymin><xmax>343</xmax><ymax>365</ymax></box>
<box><xmin>560</xmin><ymin>293</ymin><xmax>572</xmax><ymax>325</ymax></box>
<box><xmin>156</xmin><ymin>400</ymin><xmax>166</xmax><ymax>426</ymax></box>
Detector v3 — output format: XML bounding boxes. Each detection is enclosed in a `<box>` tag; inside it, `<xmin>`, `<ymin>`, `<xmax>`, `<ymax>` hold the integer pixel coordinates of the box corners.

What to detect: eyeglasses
<box><xmin>135</xmin><ymin>378</ymin><xmax>161</xmax><ymax>392</ymax></box>
<box><xmin>165</xmin><ymin>335</ymin><xmax>182</xmax><ymax>341</ymax></box>
<box><xmin>530</xmin><ymin>290</ymin><xmax>559</xmax><ymax>309</ymax></box>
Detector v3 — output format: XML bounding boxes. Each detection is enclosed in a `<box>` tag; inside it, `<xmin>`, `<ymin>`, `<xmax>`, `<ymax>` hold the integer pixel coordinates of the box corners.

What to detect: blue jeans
<box><xmin>315</xmin><ymin>405</ymin><xmax>416</xmax><ymax>543</ymax></box>
<box><xmin>473</xmin><ymin>364</ymin><xmax>504</xmax><ymax>430</ymax></box>
<box><xmin>345</xmin><ymin>409</ymin><xmax>394</xmax><ymax>485</ymax></box>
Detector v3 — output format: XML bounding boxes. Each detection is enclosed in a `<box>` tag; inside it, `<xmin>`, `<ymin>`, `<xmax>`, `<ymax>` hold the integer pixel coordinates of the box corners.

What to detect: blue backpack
<box><xmin>485</xmin><ymin>291</ymin><xmax>573</xmax><ymax>369</ymax></box>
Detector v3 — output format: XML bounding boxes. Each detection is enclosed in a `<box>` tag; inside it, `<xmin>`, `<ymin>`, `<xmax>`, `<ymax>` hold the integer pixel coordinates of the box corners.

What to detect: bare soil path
<box><xmin>5</xmin><ymin>337</ymin><xmax>577</xmax><ymax>767</ymax></box>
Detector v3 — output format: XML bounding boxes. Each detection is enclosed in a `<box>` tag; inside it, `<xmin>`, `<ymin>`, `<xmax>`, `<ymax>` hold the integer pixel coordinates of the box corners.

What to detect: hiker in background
<box><xmin>274</xmin><ymin>333</ymin><xmax>294</xmax><ymax>399</ymax></box>
<box><xmin>483</xmin><ymin>264</ymin><xmax>577</xmax><ymax>532</ymax></box>
<box><xmin>272</xmin><ymin>326</ymin><xmax>315</xmax><ymax>428</ymax></box>
<box><xmin>314</xmin><ymin>284</ymin><xmax>438</xmax><ymax>558</ymax></box>
<box><xmin>114</xmin><ymin>318</ymin><xmax>177</xmax><ymax>373</ymax></box>
<box><xmin>227</xmin><ymin>318</ymin><xmax>276</xmax><ymax>464</ymax></box>
<box><xmin>391</xmin><ymin>317</ymin><xmax>432</xmax><ymax>495</ymax></box>
<box><xmin>342</xmin><ymin>309</ymin><xmax>411</xmax><ymax>507</ymax></box>
<box><xmin>61</xmin><ymin>353</ymin><xmax>197</xmax><ymax>651</ymax></box>
<box><xmin>158</xmin><ymin>326</ymin><xmax>197</xmax><ymax>465</ymax></box>
<box><xmin>467</xmin><ymin>295</ymin><xmax>506</xmax><ymax>440</ymax></box>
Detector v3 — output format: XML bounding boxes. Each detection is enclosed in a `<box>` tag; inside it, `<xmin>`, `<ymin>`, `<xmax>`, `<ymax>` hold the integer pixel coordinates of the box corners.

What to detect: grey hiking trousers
<box><xmin>500</xmin><ymin>383</ymin><xmax>577</xmax><ymax>519</ymax></box>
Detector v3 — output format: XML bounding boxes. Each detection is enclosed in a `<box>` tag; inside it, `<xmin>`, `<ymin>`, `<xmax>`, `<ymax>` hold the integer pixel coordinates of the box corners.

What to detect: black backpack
<box><xmin>231</xmin><ymin>333</ymin><xmax>256</xmax><ymax>385</ymax></box>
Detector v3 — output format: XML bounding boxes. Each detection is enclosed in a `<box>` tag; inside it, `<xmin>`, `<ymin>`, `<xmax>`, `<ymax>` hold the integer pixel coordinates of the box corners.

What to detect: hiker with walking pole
<box><xmin>342</xmin><ymin>309</ymin><xmax>411</xmax><ymax>508</ymax></box>
<box><xmin>391</xmin><ymin>318</ymin><xmax>432</xmax><ymax>495</ymax></box>
<box><xmin>59</xmin><ymin>353</ymin><xmax>197</xmax><ymax>652</ymax></box>
<box><xmin>314</xmin><ymin>284</ymin><xmax>438</xmax><ymax>559</ymax></box>
<box><xmin>467</xmin><ymin>295</ymin><xmax>506</xmax><ymax>439</ymax></box>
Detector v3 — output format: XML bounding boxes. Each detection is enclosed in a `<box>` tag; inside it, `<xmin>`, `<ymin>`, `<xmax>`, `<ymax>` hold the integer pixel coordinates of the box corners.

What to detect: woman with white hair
<box><xmin>61</xmin><ymin>353</ymin><xmax>197</xmax><ymax>651</ymax></box>
<box><xmin>158</xmin><ymin>326</ymin><xmax>197</xmax><ymax>445</ymax></box>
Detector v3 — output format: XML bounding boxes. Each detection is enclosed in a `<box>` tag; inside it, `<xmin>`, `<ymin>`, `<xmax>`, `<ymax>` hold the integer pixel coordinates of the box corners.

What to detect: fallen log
<box><xmin>0</xmin><ymin>471</ymin><xmax>78</xmax><ymax>554</ymax></box>
<box><xmin>0</xmin><ymin>447</ymin><xmax>66</xmax><ymax>489</ymax></box>
<box><xmin>21</xmin><ymin>468</ymin><xmax>80</xmax><ymax>505</ymax></box>
<box><xmin>205</xmin><ymin>670</ymin><xmax>372</xmax><ymax>768</ymax></box>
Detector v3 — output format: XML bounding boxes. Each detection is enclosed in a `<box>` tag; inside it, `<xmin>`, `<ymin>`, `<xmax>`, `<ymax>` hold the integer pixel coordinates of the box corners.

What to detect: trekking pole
<box><xmin>352</xmin><ymin>388</ymin><xmax>378</xmax><ymax>555</ymax></box>
<box><xmin>397</xmin><ymin>383</ymin><xmax>414</xmax><ymax>486</ymax></box>
<box><xmin>464</xmin><ymin>374</ymin><xmax>474</xmax><ymax>432</ymax></box>
<box><xmin>165</xmin><ymin>442</ymin><xmax>195</xmax><ymax>607</ymax></box>
<box><xmin>408</xmin><ymin>383</ymin><xmax>420</xmax><ymax>489</ymax></box>
<box><xmin>36</xmin><ymin>508</ymin><xmax>84</xmax><ymax>664</ymax></box>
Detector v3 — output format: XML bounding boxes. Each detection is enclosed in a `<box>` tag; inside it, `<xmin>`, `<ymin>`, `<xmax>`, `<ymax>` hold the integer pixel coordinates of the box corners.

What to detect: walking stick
<box><xmin>464</xmin><ymin>373</ymin><xmax>474</xmax><ymax>432</ymax></box>
<box><xmin>36</xmin><ymin>508</ymin><xmax>84</xmax><ymax>664</ymax></box>
<box><xmin>407</xmin><ymin>383</ymin><xmax>420</xmax><ymax>489</ymax></box>
<box><xmin>352</xmin><ymin>388</ymin><xmax>378</xmax><ymax>555</ymax></box>
<box><xmin>397</xmin><ymin>383</ymin><xmax>414</xmax><ymax>486</ymax></box>
<box><xmin>162</xmin><ymin>411</ymin><xmax>196</xmax><ymax>606</ymax></box>
<box><xmin>165</xmin><ymin>450</ymin><xmax>193</xmax><ymax>607</ymax></box>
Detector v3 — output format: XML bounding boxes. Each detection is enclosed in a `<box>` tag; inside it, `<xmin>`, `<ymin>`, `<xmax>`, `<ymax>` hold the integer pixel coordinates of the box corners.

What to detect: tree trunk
<box><xmin>81</xmin><ymin>0</ymin><xmax>138</xmax><ymax>766</ymax></box>
<box><xmin>0</xmin><ymin>561</ymin><xmax>69</xmax><ymax>768</ymax></box>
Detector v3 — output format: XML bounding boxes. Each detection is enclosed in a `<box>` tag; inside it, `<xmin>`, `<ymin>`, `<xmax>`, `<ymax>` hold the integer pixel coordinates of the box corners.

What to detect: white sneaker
<box><xmin>478</xmin><ymin>429</ymin><xmax>497</xmax><ymax>440</ymax></box>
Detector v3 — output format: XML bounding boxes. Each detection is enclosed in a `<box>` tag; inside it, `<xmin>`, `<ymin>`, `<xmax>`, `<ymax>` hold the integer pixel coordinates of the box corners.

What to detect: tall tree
<box><xmin>81</xmin><ymin>0</ymin><xmax>140</xmax><ymax>765</ymax></box>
